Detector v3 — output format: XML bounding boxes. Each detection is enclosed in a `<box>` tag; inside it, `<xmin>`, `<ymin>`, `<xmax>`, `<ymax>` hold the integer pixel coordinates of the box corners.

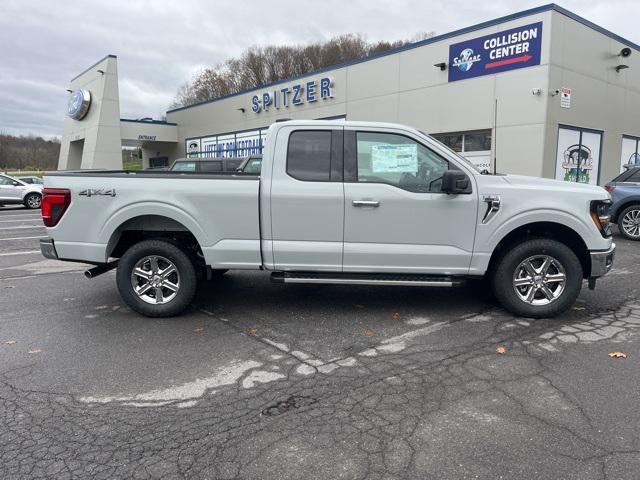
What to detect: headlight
<box><xmin>590</xmin><ymin>200</ymin><xmax>612</xmax><ymax>238</ymax></box>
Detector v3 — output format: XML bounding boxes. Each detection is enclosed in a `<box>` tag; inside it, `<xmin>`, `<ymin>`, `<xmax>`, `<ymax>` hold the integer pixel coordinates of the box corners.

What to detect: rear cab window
<box><xmin>286</xmin><ymin>130</ymin><xmax>343</xmax><ymax>182</ymax></box>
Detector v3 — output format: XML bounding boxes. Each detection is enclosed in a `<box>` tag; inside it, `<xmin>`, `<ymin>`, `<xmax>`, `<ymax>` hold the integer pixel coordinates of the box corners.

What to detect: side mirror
<box><xmin>441</xmin><ymin>170</ymin><xmax>470</xmax><ymax>194</ymax></box>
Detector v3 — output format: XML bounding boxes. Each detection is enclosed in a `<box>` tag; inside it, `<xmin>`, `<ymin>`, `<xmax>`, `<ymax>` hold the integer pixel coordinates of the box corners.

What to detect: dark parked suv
<box><xmin>605</xmin><ymin>167</ymin><xmax>640</xmax><ymax>240</ymax></box>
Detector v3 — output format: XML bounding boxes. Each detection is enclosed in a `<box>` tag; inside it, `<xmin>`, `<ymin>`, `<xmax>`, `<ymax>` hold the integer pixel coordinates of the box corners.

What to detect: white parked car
<box><xmin>40</xmin><ymin>120</ymin><xmax>614</xmax><ymax>318</ymax></box>
<box><xmin>0</xmin><ymin>174</ymin><xmax>43</xmax><ymax>209</ymax></box>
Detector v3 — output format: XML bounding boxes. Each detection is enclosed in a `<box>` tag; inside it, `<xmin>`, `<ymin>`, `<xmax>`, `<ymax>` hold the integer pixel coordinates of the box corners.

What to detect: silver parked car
<box><xmin>0</xmin><ymin>174</ymin><xmax>43</xmax><ymax>209</ymax></box>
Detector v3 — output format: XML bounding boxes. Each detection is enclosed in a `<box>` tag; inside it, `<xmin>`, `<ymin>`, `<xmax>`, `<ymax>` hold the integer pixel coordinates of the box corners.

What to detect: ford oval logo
<box><xmin>67</xmin><ymin>89</ymin><xmax>91</xmax><ymax>120</ymax></box>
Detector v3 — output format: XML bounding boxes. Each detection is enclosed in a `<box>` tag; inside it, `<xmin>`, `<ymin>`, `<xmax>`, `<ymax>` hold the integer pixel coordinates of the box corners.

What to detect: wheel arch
<box><xmin>486</xmin><ymin>221</ymin><xmax>591</xmax><ymax>279</ymax></box>
<box><xmin>612</xmin><ymin>199</ymin><xmax>640</xmax><ymax>223</ymax></box>
<box><xmin>106</xmin><ymin>214</ymin><xmax>203</xmax><ymax>260</ymax></box>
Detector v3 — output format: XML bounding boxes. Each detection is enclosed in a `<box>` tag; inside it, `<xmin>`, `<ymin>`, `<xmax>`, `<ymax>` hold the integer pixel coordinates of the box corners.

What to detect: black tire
<box><xmin>24</xmin><ymin>193</ymin><xmax>41</xmax><ymax>209</ymax></box>
<box><xmin>116</xmin><ymin>239</ymin><xmax>197</xmax><ymax>317</ymax></box>
<box><xmin>491</xmin><ymin>238</ymin><xmax>582</xmax><ymax>318</ymax></box>
<box><xmin>617</xmin><ymin>204</ymin><xmax>640</xmax><ymax>241</ymax></box>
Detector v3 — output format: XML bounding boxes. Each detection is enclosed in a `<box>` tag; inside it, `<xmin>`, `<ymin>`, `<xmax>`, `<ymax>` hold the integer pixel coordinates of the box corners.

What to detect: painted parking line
<box><xmin>0</xmin><ymin>250</ymin><xmax>41</xmax><ymax>256</ymax></box>
<box><xmin>0</xmin><ymin>219</ymin><xmax>43</xmax><ymax>223</ymax></box>
<box><xmin>0</xmin><ymin>235</ymin><xmax>47</xmax><ymax>241</ymax></box>
<box><xmin>0</xmin><ymin>225</ymin><xmax>45</xmax><ymax>230</ymax></box>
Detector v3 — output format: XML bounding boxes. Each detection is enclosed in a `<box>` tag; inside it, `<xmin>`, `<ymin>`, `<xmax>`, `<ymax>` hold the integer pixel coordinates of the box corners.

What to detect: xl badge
<box><xmin>79</xmin><ymin>188</ymin><xmax>116</xmax><ymax>197</ymax></box>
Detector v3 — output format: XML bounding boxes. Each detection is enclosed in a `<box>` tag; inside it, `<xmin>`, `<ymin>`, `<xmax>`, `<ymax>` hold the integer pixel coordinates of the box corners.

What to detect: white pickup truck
<box><xmin>40</xmin><ymin>120</ymin><xmax>615</xmax><ymax>318</ymax></box>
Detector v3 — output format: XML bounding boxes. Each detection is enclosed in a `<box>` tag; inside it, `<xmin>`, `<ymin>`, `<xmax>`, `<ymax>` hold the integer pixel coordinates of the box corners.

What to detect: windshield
<box><xmin>419</xmin><ymin>131</ymin><xmax>483</xmax><ymax>174</ymax></box>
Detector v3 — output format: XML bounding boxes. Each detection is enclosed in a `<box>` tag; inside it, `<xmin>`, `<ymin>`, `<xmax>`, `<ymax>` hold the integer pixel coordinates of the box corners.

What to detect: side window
<box><xmin>172</xmin><ymin>161</ymin><xmax>196</xmax><ymax>172</ymax></box>
<box><xmin>628</xmin><ymin>170</ymin><xmax>640</xmax><ymax>182</ymax></box>
<box><xmin>356</xmin><ymin>132</ymin><xmax>449</xmax><ymax>193</ymax></box>
<box><xmin>287</xmin><ymin>130</ymin><xmax>332</xmax><ymax>181</ymax></box>
<box><xmin>0</xmin><ymin>176</ymin><xmax>12</xmax><ymax>185</ymax></box>
<box><xmin>200</xmin><ymin>161</ymin><xmax>223</xmax><ymax>173</ymax></box>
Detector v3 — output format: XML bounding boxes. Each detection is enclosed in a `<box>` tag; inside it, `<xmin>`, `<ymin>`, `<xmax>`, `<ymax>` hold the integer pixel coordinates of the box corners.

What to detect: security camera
<box><xmin>619</xmin><ymin>47</ymin><xmax>632</xmax><ymax>58</ymax></box>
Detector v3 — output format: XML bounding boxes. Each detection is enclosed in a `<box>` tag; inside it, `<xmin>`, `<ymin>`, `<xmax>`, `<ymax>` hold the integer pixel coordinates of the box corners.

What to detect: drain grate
<box><xmin>261</xmin><ymin>395</ymin><xmax>316</xmax><ymax>416</ymax></box>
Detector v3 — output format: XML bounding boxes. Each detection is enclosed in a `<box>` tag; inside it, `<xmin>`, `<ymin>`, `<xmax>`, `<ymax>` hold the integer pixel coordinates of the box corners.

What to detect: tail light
<box><xmin>42</xmin><ymin>188</ymin><xmax>71</xmax><ymax>227</ymax></box>
<box><xmin>604</xmin><ymin>183</ymin><xmax>615</xmax><ymax>193</ymax></box>
<box><xmin>590</xmin><ymin>199</ymin><xmax>612</xmax><ymax>238</ymax></box>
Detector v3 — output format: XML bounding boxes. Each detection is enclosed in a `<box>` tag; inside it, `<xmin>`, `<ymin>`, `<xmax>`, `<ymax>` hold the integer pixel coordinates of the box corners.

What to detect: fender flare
<box><xmin>485</xmin><ymin>209</ymin><xmax>594</xmax><ymax>253</ymax></box>
<box><xmin>99</xmin><ymin>201</ymin><xmax>211</xmax><ymax>250</ymax></box>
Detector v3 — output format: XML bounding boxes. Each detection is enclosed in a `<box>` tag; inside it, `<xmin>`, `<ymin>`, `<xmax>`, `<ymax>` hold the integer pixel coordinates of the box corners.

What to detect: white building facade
<box><xmin>59</xmin><ymin>4</ymin><xmax>640</xmax><ymax>185</ymax></box>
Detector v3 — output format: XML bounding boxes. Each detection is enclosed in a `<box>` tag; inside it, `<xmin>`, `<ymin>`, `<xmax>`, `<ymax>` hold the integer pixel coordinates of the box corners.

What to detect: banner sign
<box><xmin>448</xmin><ymin>22</ymin><xmax>542</xmax><ymax>82</ymax></box>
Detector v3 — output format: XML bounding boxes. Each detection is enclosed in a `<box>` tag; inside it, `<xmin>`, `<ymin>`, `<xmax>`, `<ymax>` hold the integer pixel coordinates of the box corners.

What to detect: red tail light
<box><xmin>604</xmin><ymin>184</ymin><xmax>615</xmax><ymax>193</ymax></box>
<box><xmin>42</xmin><ymin>188</ymin><xmax>71</xmax><ymax>227</ymax></box>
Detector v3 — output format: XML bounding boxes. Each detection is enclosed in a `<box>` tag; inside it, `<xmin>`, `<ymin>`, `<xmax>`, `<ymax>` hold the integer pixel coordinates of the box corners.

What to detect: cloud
<box><xmin>0</xmin><ymin>0</ymin><xmax>638</xmax><ymax>138</ymax></box>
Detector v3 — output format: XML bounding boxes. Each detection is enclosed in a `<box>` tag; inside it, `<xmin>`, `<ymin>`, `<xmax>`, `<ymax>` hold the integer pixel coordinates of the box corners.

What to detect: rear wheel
<box><xmin>491</xmin><ymin>238</ymin><xmax>582</xmax><ymax>318</ymax></box>
<box><xmin>24</xmin><ymin>193</ymin><xmax>41</xmax><ymax>209</ymax></box>
<box><xmin>116</xmin><ymin>240</ymin><xmax>197</xmax><ymax>317</ymax></box>
<box><xmin>618</xmin><ymin>205</ymin><xmax>640</xmax><ymax>240</ymax></box>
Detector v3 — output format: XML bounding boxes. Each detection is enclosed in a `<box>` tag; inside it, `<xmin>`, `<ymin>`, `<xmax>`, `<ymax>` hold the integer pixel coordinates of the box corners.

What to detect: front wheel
<box><xmin>24</xmin><ymin>193</ymin><xmax>41</xmax><ymax>209</ymax></box>
<box><xmin>116</xmin><ymin>240</ymin><xmax>197</xmax><ymax>317</ymax></box>
<box><xmin>618</xmin><ymin>205</ymin><xmax>640</xmax><ymax>240</ymax></box>
<box><xmin>491</xmin><ymin>238</ymin><xmax>582</xmax><ymax>318</ymax></box>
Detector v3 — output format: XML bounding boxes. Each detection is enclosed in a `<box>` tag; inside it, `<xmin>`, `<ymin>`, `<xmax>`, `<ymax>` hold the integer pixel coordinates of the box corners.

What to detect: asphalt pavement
<box><xmin>1</xmin><ymin>204</ymin><xmax>640</xmax><ymax>479</ymax></box>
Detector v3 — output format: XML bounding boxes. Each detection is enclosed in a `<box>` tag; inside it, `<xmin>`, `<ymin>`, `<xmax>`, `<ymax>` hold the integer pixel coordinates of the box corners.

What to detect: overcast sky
<box><xmin>0</xmin><ymin>0</ymin><xmax>638</xmax><ymax>138</ymax></box>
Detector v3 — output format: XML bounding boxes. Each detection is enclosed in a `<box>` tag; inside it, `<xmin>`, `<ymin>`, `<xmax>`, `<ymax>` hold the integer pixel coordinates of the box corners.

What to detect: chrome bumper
<box><xmin>590</xmin><ymin>243</ymin><xmax>615</xmax><ymax>278</ymax></box>
<box><xmin>40</xmin><ymin>238</ymin><xmax>58</xmax><ymax>260</ymax></box>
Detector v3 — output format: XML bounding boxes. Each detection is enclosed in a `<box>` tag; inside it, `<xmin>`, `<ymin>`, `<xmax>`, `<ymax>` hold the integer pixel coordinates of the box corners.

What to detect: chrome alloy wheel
<box><xmin>130</xmin><ymin>255</ymin><xmax>180</xmax><ymax>305</ymax></box>
<box><xmin>621</xmin><ymin>209</ymin><xmax>640</xmax><ymax>238</ymax></box>
<box><xmin>512</xmin><ymin>255</ymin><xmax>566</xmax><ymax>306</ymax></box>
<box><xmin>27</xmin><ymin>195</ymin><xmax>41</xmax><ymax>208</ymax></box>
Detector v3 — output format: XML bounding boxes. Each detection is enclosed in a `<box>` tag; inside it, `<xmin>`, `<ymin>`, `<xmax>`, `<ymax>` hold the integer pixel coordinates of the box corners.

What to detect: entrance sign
<box><xmin>448</xmin><ymin>22</ymin><xmax>543</xmax><ymax>82</ymax></box>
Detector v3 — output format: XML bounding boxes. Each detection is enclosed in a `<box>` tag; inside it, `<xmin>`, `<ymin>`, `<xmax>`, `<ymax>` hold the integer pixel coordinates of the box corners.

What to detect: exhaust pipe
<box><xmin>84</xmin><ymin>262</ymin><xmax>118</xmax><ymax>279</ymax></box>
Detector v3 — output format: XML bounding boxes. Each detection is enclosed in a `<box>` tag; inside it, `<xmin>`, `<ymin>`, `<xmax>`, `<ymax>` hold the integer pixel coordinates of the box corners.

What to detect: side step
<box><xmin>271</xmin><ymin>271</ymin><xmax>463</xmax><ymax>287</ymax></box>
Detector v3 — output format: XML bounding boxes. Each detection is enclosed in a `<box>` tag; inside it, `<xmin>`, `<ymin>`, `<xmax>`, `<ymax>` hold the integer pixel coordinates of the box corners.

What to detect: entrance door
<box><xmin>149</xmin><ymin>156</ymin><xmax>169</xmax><ymax>169</ymax></box>
<box><xmin>269</xmin><ymin>126</ymin><xmax>344</xmax><ymax>271</ymax></box>
<box><xmin>342</xmin><ymin>129</ymin><xmax>478</xmax><ymax>275</ymax></box>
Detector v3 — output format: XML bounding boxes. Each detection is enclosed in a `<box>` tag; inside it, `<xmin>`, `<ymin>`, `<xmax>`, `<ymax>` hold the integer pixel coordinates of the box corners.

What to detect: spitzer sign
<box><xmin>448</xmin><ymin>22</ymin><xmax>542</xmax><ymax>82</ymax></box>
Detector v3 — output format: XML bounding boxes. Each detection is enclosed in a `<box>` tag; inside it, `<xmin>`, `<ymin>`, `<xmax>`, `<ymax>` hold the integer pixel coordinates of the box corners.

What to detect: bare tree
<box><xmin>171</xmin><ymin>32</ymin><xmax>433</xmax><ymax>108</ymax></box>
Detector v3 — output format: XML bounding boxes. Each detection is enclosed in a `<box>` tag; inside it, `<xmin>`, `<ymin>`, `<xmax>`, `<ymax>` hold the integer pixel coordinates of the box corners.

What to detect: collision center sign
<box><xmin>448</xmin><ymin>22</ymin><xmax>542</xmax><ymax>82</ymax></box>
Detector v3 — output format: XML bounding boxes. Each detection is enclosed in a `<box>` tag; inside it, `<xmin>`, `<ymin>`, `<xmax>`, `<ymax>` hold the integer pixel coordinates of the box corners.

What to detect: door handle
<box><xmin>352</xmin><ymin>200</ymin><xmax>380</xmax><ymax>207</ymax></box>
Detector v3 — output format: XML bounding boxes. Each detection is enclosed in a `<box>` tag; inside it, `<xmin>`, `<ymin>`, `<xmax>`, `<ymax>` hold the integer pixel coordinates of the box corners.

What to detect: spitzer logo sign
<box><xmin>448</xmin><ymin>22</ymin><xmax>542</xmax><ymax>82</ymax></box>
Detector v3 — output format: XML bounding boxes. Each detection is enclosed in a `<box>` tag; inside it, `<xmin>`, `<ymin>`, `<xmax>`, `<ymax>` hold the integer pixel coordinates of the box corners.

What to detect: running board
<box><xmin>271</xmin><ymin>272</ymin><xmax>463</xmax><ymax>287</ymax></box>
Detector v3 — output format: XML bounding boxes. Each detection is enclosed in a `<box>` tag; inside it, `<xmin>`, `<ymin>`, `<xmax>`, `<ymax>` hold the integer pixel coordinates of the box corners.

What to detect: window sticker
<box><xmin>371</xmin><ymin>144</ymin><xmax>418</xmax><ymax>173</ymax></box>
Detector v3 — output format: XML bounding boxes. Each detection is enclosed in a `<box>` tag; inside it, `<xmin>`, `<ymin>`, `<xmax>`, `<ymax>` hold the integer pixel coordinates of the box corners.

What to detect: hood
<box><xmin>499</xmin><ymin>174</ymin><xmax>609</xmax><ymax>198</ymax></box>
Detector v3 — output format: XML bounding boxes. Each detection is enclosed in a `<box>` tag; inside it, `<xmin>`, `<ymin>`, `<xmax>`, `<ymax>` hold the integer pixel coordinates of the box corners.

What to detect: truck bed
<box><xmin>43</xmin><ymin>170</ymin><xmax>262</xmax><ymax>269</ymax></box>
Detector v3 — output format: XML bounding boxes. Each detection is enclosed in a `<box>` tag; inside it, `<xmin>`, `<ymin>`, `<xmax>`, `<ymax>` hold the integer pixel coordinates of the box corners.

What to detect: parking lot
<box><xmin>1</xmin><ymin>204</ymin><xmax>640</xmax><ymax>479</ymax></box>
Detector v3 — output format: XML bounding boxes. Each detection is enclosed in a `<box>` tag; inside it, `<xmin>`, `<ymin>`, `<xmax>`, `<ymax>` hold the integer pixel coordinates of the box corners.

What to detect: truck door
<box><xmin>342</xmin><ymin>128</ymin><xmax>478</xmax><ymax>275</ymax></box>
<box><xmin>268</xmin><ymin>126</ymin><xmax>344</xmax><ymax>271</ymax></box>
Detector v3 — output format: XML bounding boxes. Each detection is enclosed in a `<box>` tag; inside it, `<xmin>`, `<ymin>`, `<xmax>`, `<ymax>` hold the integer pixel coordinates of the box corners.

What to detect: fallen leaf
<box><xmin>28</xmin><ymin>348</ymin><xmax>41</xmax><ymax>354</ymax></box>
<box><xmin>3</xmin><ymin>340</ymin><xmax>16</xmax><ymax>345</ymax></box>
<box><xmin>364</xmin><ymin>329</ymin><xmax>374</xmax><ymax>337</ymax></box>
<box><xmin>245</xmin><ymin>327</ymin><xmax>257</xmax><ymax>335</ymax></box>
<box><xmin>608</xmin><ymin>351</ymin><xmax>627</xmax><ymax>359</ymax></box>
<box><xmin>496</xmin><ymin>346</ymin><xmax>507</xmax><ymax>354</ymax></box>
<box><xmin>391</xmin><ymin>312</ymin><xmax>401</xmax><ymax>320</ymax></box>
<box><xmin>573</xmin><ymin>306</ymin><xmax>586</xmax><ymax>311</ymax></box>
<box><xmin>193</xmin><ymin>327</ymin><xmax>206</xmax><ymax>333</ymax></box>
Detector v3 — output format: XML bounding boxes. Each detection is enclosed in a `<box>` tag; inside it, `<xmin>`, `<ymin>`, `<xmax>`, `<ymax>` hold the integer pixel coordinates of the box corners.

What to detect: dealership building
<box><xmin>59</xmin><ymin>3</ymin><xmax>640</xmax><ymax>185</ymax></box>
